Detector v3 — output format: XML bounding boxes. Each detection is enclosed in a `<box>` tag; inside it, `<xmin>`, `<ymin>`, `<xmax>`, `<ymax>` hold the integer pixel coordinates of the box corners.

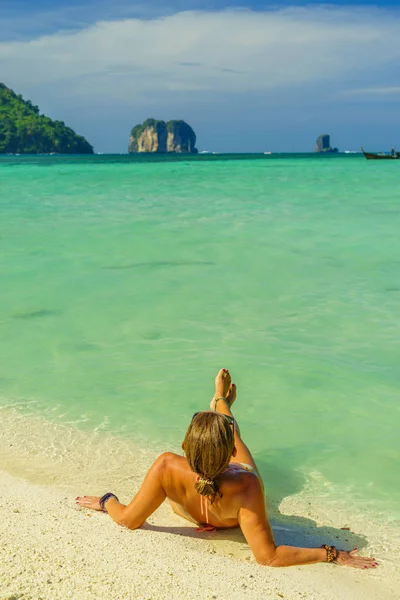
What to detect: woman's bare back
<box><xmin>161</xmin><ymin>452</ymin><xmax>259</xmax><ymax>529</ymax></box>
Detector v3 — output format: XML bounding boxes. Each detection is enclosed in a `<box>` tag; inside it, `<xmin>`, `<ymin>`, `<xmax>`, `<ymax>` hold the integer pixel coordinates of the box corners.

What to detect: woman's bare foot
<box><xmin>210</xmin><ymin>369</ymin><xmax>232</xmax><ymax>409</ymax></box>
<box><xmin>215</xmin><ymin>368</ymin><xmax>231</xmax><ymax>397</ymax></box>
<box><xmin>226</xmin><ymin>383</ymin><xmax>237</xmax><ymax>407</ymax></box>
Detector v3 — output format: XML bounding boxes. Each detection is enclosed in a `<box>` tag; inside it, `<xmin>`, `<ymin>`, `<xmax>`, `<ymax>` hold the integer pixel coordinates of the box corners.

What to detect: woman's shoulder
<box><xmin>220</xmin><ymin>463</ymin><xmax>263</xmax><ymax>499</ymax></box>
<box><xmin>156</xmin><ymin>451</ymin><xmax>182</xmax><ymax>464</ymax></box>
<box><xmin>156</xmin><ymin>452</ymin><xmax>188</xmax><ymax>471</ymax></box>
<box><xmin>155</xmin><ymin>452</ymin><xmax>193</xmax><ymax>490</ymax></box>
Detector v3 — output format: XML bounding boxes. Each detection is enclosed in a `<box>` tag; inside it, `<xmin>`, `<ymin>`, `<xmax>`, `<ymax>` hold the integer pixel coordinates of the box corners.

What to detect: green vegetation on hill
<box><xmin>130</xmin><ymin>118</ymin><xmax>166</xmax><ymax>138</ymax></box>
<box><xmin>0</xmin><ymin>83</ymin><xmax>93</xmax><ymax>154</ymax></box>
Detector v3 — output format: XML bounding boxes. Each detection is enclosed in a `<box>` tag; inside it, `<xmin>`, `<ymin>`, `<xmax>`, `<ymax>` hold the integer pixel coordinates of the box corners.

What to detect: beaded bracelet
<box><xmin>99</xmin><ymin>492</ymin><xmax>119</xmax><ymax>513</ymax></box>
<box><xmin>322</xmin><ymin>544</ymin><xmax>339</xmax><ymax>563</ymax></box>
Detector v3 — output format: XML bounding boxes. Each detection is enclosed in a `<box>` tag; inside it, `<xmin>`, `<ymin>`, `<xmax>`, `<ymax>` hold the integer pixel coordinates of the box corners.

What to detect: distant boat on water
<box><xmin>361</xmin><ymin>147</ymin><xmax>400</xmax><ymax>160</ymax></box>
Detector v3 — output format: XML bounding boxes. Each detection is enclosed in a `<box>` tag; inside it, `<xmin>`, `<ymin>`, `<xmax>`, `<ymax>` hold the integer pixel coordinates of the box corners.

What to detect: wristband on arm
<box><xmin>322</xmin><ymin>544</ymin><xmax>339</xmax><ymax>563</ymax></box>
<box><xmin>99</xmin><ymin>492</ymin><xmax>119</xmax><ymax>513</ymax></box>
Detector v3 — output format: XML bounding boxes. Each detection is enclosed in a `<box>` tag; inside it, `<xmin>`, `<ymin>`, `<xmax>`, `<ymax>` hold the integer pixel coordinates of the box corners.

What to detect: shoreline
<box><xmin>1</xmin><ymin>407</ymin><xmax>399</xmax><ymax>599</ymax></box>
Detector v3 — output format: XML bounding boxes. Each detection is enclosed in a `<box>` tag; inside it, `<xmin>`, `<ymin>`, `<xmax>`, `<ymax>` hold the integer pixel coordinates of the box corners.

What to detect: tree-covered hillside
<box><xmin>0</xmin><ymin>83</ymin><xmax>93</xmax><ymax>154</ymax></box>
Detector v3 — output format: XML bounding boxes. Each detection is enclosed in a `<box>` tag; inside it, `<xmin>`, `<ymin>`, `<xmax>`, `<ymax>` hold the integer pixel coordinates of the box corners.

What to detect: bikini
<box><xmin>224</xmin><ymin>462</ymin><xmax>258</xmax><ymax>476</ymax></box>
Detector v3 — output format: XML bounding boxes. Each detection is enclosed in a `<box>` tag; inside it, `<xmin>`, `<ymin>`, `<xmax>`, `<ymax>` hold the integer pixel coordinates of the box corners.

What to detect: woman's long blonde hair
<box><xmin>183</xmin><ymin>412</ymin><xmax>234</xmax><ymax>502</ymax></box>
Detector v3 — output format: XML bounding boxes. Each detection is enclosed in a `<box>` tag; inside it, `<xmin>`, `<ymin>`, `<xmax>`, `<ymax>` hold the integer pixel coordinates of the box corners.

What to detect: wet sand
<box><xmin>1</xmin><ymin>408</ymin><xmax>399</xmax><ymax>600</ymax></box>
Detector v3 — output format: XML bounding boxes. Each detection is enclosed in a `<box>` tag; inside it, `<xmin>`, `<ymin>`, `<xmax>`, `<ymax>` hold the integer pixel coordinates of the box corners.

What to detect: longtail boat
<box><xmin>361</xmin><ymin>147</ymin><xmax>400</xmax><ymax>160</ymax></box>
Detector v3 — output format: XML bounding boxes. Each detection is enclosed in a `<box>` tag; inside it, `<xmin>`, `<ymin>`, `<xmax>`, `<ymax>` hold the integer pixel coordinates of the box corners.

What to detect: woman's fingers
<box><xmin>76</xmin><ymin>496</ymin><xmax>98</xmax><ymax>503</ymax></box>
<box><xmin>338</xmin><ymin>549</ymin><xmax>378</xmax><ymax>569</ymax></box>
<box><xmin>76</xmin><ymin>495</ymin><xmax>102</xmax><ymax>510</ymax></box>
<box><xmin>346</xmin><ymin>549</ymin><xmax>378</xmax><ymax>569</ymax></box>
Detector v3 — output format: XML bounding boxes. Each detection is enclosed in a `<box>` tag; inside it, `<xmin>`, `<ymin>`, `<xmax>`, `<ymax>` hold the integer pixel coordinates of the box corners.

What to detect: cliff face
<box><xmin>167</xmin><ymin>121</ymin><xmax>197</xmax><ymax>153</ymax></box>
<box><xmin>0</xmin><ymin>83</ymin><xmax>93</xmax><ymax>154</ymax></box>
<box><xmin>129</xmin><ymin>119</ymin><xmax>197</xmax><ymax>154</ymax></box>
<box><xmin>129</xmin><ymin>119</ymin><xmax>167</xmax><ymax>152</ymax></box>
<box><xmin>315</xmin><ymin>134</ymin><xmax>338</xmax><ymax>153</ymax></box>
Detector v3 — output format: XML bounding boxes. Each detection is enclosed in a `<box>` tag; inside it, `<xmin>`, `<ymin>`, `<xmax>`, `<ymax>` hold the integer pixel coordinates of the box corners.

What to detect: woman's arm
<box><xmin>77</xmin><ymin>453</ymin><xmax>169</xmax><ymax>529</ymax></box>
<box><xmin>238</xmin><ymin>475</ymin><xmax>377</xmax><ymax>568</ymax></box>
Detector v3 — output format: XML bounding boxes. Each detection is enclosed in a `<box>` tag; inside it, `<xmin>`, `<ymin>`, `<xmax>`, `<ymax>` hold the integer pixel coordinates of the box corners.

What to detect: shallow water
<box><xmin>0</xmin><ymin>153</ymin><xmax>399</xmax><ymax>522</ymax></box>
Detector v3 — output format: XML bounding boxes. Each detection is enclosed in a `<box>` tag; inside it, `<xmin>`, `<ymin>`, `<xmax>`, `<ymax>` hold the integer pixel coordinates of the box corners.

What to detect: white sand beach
<box><xmin>1</xmin><ymin>408</ymin><xmax>399</xmax><ymax>600</ymax></box>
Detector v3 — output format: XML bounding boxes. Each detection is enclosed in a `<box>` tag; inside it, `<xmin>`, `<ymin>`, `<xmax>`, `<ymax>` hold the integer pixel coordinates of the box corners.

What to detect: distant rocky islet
<box><xmin>128</xmin><ymin>119</ymin><xmax>198</xmax><ymax>154</ymax></box>
<box><xmin>315</xmin><ymin>133</ymin><xmax>338</xmax><ymax>154</ymax></box>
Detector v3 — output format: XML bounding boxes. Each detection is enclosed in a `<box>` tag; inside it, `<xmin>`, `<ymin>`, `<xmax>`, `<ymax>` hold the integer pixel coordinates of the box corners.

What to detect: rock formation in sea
<box><xmin>128</xmin><ymin>119</ymin><xmax>197</xmax><ymax>154</ymax></box>
<box><xmin>0</xmin><ymin>83</ymin><xmax>93</xmax><ymax>154</ymax></box>
<box><xmin>315</xmin><ymin>134</ymin><xmax>338</xmax><ymax>153</ymax></box>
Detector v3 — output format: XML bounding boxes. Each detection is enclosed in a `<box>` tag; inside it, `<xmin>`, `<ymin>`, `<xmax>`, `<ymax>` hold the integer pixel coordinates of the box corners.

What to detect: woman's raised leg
<box><xmin>211</xmin><ymin>369</ymin><xmax>262</xmax><ymax>479</ymax></box>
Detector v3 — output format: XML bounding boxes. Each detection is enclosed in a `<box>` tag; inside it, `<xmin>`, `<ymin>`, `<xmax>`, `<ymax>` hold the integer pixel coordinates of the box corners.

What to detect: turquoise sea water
<box><xmin>1</xmin><ymin>154</ymin><xmax>399</xmax><ymax>522</ymax></box>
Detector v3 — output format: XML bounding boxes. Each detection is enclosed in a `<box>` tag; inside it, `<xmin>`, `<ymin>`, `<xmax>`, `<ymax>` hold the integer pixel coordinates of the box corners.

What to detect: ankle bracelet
<box><xmin>213</xmin><ymin>396</ymin><xmax>229</xmax><ymax>411</ymax></box>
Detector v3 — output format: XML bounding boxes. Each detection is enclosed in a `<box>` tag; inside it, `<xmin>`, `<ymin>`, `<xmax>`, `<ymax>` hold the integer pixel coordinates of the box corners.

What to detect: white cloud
<box><xmin>1</xmin><ymin>7</ymin><xmax>400</xmax><ymax>106</ymax></box>
<box><xmin>1</xmin><ymin>7</ymin><xmax>400</xmax><ymax>152</ymax></box>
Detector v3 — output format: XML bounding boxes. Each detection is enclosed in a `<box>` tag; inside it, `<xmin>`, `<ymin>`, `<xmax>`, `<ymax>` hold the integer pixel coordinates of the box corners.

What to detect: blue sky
<box><xmin>1</xmin><ymin>0</ymin><xmax>399</xmax><ymax>153</ymax></box>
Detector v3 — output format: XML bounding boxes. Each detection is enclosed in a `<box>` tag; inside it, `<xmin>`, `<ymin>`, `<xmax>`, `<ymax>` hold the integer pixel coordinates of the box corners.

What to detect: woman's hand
<box><xmin>336</xmin><ymin>548</ymin><xmax>378</xmax><ymax>569</ymax></box>
<box><xmin>76</xmin><ymin>496</ymin><xmax>103</xmax><ymax>511</ymax></box>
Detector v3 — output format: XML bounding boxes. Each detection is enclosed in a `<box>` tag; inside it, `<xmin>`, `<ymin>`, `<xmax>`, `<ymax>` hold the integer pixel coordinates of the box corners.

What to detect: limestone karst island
<box><xmin>0</xmin><ymin>83</ymin><xmax>93</xmax><ymax>154</ymax></box>
<box><xmin>128</xmin><ymin>119</ymin><xmax>198</xmax><ymax>154</ymax></box>
<box><xmin>315</xmin><ymin>133</ymin><xmax>338</xmax><ymax>153</ymax></box>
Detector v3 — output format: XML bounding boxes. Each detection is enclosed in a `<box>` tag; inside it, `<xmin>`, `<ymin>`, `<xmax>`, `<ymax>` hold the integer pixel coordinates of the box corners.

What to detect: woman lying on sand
<box><xmin>77</xmin><ymin>369</ymin><xmax>377</xmax><ymax>568</ymax></box>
